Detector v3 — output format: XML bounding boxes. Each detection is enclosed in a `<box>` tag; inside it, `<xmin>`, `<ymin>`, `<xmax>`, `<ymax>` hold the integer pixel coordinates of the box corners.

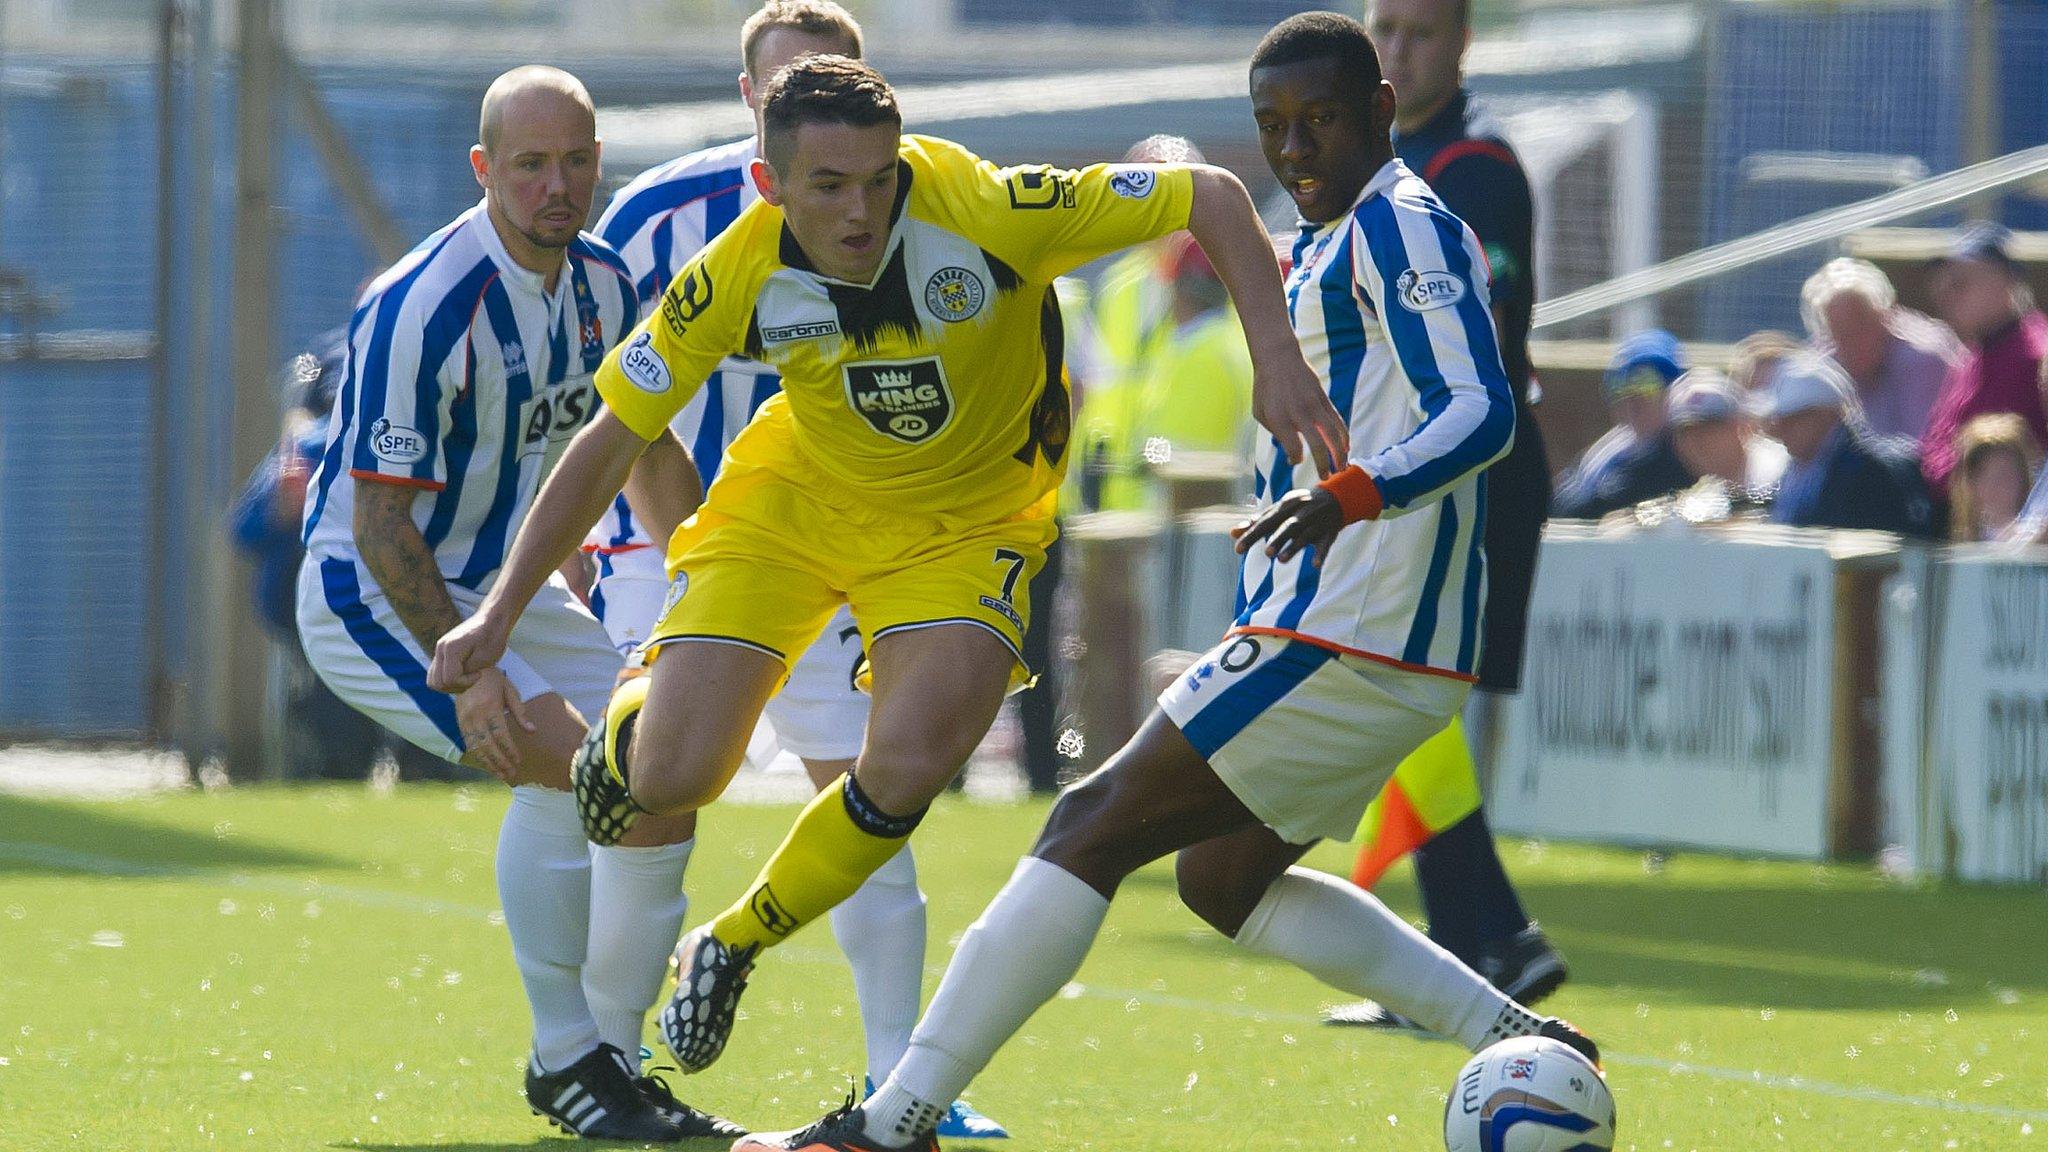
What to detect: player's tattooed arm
<box><xmin>621</xmin><ymin>428</ymin><xmax>703</xmax><ymax>548</ymax></box>
<box><xmin>352</xmin><ymin>481</ymin><xmax>463</xmax><ymax>651</ymax></box>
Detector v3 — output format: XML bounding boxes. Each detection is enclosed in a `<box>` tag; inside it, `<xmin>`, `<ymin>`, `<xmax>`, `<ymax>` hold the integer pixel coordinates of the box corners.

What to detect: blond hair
<box><xmin>1726</xmin><ymin>329</ymin><xmax>1803</xmax><ymax>393</ymax></box>
<box><xmin>1951</xmin><ymin>413</ymin><xmax>2044</xmax><ymax>542</ymax></box>
<box><xmin>742</xmin><ymin>1</ymin><xmax>863</xmax><ymax>78</ymax></box>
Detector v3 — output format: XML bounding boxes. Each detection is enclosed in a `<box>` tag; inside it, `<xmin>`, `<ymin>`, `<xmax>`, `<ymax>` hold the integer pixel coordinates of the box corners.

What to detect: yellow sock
<box><xmin>709</xmin><ymin>772</ymin><xmax>922</xmax><ymax>951</ymax></box>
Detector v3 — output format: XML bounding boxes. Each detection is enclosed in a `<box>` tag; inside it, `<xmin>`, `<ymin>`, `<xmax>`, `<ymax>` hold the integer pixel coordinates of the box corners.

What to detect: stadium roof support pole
<box><xmin>180</xmin><ymin>0</ymin><xmax>217</xmax><ymax>777</ymax></box>
<box><xmin>149</xmin><ymin>0</ymin><xmax>178</xmax><ymax>741</ymax></box>
<box><xmin>281</xmin><ymin>47</ymin><xmax>406</xmax><ymax>267</ymax></box>
<box><xmin>1964</xmin><ymin>0</ymin><xmax>2002</xmax><ymax>220</ymax></box>
<box><xmin>1532</xmin><ymin>142</ymin><xmax>2048</xmax><ymax>332</ymax></box>
<box><xmin>213</xmin><ymin>0</ymin><xmax>280</xmax><ymax>781</ymax></box>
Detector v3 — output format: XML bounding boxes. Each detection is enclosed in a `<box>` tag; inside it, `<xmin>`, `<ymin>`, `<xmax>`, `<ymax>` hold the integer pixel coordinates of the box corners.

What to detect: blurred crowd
<box><xmin>1553</xmin><ymin>222</ymin><xmax>2048</xmax><ymax>545</ymax></box>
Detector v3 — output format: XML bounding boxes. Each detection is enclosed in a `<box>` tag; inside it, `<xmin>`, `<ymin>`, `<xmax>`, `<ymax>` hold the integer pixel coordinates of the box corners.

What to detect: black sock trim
<box><xmin>840</xmin><ymin>772</ymin><xmax>926</xmax><ymax>839</ymax></box>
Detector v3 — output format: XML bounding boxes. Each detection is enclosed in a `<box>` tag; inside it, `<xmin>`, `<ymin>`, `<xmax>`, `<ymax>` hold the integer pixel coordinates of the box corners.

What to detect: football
<box><xmin>1444</xmin><ymin>1035</ymin><xmax>1615</xmax><ymax>1152</ymax></box>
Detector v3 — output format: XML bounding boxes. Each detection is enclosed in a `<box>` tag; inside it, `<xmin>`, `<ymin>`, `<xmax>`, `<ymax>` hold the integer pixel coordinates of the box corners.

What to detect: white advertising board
<box><xmin>1494</xmin><ymin>528</ymin><xmax>1842</xmax><ymax>858</ymax></box>
<box><xmin>1932</xmin><ymin>551</ymin><xmax>2048</xmax><ymax>883</ymax></box>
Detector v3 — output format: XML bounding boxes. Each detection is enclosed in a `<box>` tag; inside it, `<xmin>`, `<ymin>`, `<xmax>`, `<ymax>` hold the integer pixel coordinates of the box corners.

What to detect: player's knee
<box><xmin>854</xmin><ymin>730</ymin><xmax>972</xmax><ymax>814</ymax></box>
<box><xmin>1174</xmin><ymin>851</ymin><xmax>1270</xmax><ymax>938</ymax></box>
<box><xmin>1033</xmin><ymin>772</ymin><xmax>1147</xmax><ymax>890</ymax></box>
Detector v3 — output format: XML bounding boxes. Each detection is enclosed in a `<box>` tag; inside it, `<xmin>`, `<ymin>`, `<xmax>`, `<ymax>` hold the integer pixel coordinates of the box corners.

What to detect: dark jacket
<box><xmin>1777</xmin><ymin>427</ymin><xmax>1939</xmax><ymax>539</ymax></box>
<box><xmin>1553</xmin><ymin>429</ymin><xmax>1693</xmax><ymax>520</ymax></box>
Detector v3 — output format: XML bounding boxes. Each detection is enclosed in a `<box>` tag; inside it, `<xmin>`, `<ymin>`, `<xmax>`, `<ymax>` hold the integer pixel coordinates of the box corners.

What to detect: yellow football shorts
<box><xmin>644</xmin><ymin>415</ymin><xmax>1055</xmax><ymax>692</ymax></box>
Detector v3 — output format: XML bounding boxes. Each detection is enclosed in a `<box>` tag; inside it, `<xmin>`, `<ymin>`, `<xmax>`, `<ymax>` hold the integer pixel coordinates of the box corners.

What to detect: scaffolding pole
<box><xmin>208</xmin><ymin>0</ymin><xmax>280</xmax><ymax>779</ymax></box>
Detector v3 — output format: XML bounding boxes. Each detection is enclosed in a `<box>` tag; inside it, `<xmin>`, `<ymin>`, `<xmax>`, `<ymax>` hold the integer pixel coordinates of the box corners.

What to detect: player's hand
<box><xmin>1232</xmin><ymin>487</ymin><xmax>1345</xmax><ymax>567</ymax></box>
<box><xmin>429</xmin><ymin>611</ymin><xmax>512</xmax><ymax>695</ymax></box>
<box><xmin>1251</xmin><ymin>352</ymin><xmax>1348</xmax><ymax>478</ymax></box>
<box><xmin>453</xmin><ymin>667</ymin><xmax>534</xmax><ymax>782</ymax></box>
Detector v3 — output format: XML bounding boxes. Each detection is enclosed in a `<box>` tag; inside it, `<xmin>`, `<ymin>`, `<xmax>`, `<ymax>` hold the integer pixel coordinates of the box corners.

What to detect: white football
<box><xmin>1443</xmin><ymin>1035</ymin><xmax>1615</xmax><ymax>1152</ymax></box>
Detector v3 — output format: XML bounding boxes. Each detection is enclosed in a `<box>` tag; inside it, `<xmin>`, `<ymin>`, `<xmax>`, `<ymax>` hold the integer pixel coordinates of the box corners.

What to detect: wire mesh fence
<box><xmin>3</xmin><ymin>0</ymin><xmax>2044</xmax><ymax>745</ymax></box>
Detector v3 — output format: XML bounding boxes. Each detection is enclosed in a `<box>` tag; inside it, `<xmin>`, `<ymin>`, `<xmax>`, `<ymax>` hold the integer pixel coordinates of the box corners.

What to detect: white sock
<box><xmin>863</xmin><ymin>857</ymin><xmax>1107</xmax><ymax>1146</ymax></box>
<box><xmin>1233</xmin><ymin>866</ymin><xmax>1511</xmax><ymax>1052</ymax></box>
<box><xmin>584</xmin><ymin>838</ymin><xmax>693</xmax><ymax>1073</ymax></box>
<box><xmin>830</xmin><ymin>846</ymin><xmax>927</xmax><ymax>1082</ymax></box>
<box><xmin>497</xmin><ymin>786</ymin><xmax>600</xmax><ymax>1072</ymax></box>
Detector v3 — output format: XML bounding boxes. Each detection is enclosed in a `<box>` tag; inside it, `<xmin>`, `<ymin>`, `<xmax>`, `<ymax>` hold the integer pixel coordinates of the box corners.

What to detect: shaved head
<box><xmin>479</xmin><ymin>65</ymin><xmax>595</xmax><ymax>156</ymax></box>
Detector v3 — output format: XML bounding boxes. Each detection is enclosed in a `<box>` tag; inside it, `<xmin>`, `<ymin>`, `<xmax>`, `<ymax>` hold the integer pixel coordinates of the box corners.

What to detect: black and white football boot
<box><xmin>635</xmin><ymin>1064</ymin><xmax>748</xmax><ymax>1139</ymax></box>
<box><xmin>525</xmin><ymin>1042</ymin><xmax>688</xmax><ymax>1141</ymax></box>
<box><xmin>659</xmin><ymin>924</ymin><xmax>759</xmax><ymax>1073</ymax></box>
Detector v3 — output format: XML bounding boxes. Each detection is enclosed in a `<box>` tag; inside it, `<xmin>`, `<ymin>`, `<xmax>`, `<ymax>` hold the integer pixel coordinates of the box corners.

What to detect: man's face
<box><xmin>1931</xmin><ymin>258</ymin><xmax>2019</xmax><ymax>343</ymax></box>
<box><xmin>1820</xmin><ymin>293</ymin><xmax>1890</xmax><ymax>383</ymax></box>
<box><xmin>473</xmin><ymin>90</ymin><xmax>600</xmax><ymax>255</ymax></box>
<box><xmin>759</xmin><ymin>120</ymin><xmax>900</xmax><ymax>283</ymax></box>
<box><xmin>1611</xmin><ymin>389</ymin><xmax>1667</xmax><ymax>441</ymax></box>
<box><xmin>1251</xmin><ymin>57</ymin><xmax>1392</xmax><ymax>224</ymax></box>
<box><xmin>1673</xmin><ymin>419</ymin><xmax>1746</xmax><ymax>484</ymax></box>
<box><xmin>1368</xmin><ymin>0</ymin><xmax>1467</xmax><ymax>128</ymax></box>
<box><xmin>1767</xmin><ymin>406</ymin><xmax>1841</xmax><ymax>463</ymax></box>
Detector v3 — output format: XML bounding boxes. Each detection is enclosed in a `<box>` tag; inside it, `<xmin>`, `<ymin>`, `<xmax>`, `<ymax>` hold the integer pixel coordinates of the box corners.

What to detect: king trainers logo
<box><xmin>844</xmin><ymin>358</ymin><xmax>953</xmax><ymax>444</ymax></box>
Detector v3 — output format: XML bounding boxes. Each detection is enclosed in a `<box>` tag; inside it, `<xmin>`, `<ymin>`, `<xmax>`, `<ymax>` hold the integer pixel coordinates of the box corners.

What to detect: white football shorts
<box><xmin>1158</xmin><ymin>632</ymin><xmax>1470</xmax><ymax>844</ymax></box>
<box><xmin>587</xmin><ymin>546</ymin><xmax>869</xmax><ymax>763</ymax></box>
<box><xmin>296</xmin><ymin>554</ymin><xmax>622</xmax><ymax>763</ymax></box>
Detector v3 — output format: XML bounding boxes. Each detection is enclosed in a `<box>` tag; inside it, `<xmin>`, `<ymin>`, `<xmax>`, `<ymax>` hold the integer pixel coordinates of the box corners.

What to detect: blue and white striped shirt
<box><xmin>302</xmin><ymin>201</ymin><xmax>639</xmax><ymax>589</ymax></box>
<box><xmin>585</xmin><ymin>136</ymin><xmax>779</xmax><ymax>557</ymax></box>
<box><xmin>1234</xmin><ymin>159</ymin><xmax>1515</xmax><ymax>681</ymax></box>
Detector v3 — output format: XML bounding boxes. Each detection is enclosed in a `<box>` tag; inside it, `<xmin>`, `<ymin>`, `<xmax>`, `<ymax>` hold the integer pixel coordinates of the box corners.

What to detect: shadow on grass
<box><xmin>1132</xmin><ymin>867</ymin><xmax>2048</xmax><ymax>1010</ymax></box>
<box><xmin>0</xmin><ymin>793</ymin><xmax>342</xmax><ymax>877</ymax></box>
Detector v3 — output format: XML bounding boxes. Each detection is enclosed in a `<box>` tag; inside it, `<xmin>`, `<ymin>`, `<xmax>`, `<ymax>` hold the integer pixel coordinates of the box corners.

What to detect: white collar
<box><xmin>473</xmin><ymin>199</ymin><xmax>565</xmax><ymax>300</ymax></box>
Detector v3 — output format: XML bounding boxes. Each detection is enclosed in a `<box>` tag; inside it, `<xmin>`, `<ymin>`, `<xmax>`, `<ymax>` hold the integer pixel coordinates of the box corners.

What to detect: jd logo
<box><xmin>843</xmin><ymin>358</ymin><xmax>953</xmax><ymax>444</ymax></box>
<box><xmin>1005</xmin><ymin>168</ymin><xmax>1075</xmax><ymax>210</ymax></box>
<box><xmin>662</xmin><ymin>263</ymin><xmax>714</xmax><ymax>336</ymax></box>
<box><xmin>749</xmin><ymin>884</ymin><xmax>799</xmax><ymax>938</ymax></box>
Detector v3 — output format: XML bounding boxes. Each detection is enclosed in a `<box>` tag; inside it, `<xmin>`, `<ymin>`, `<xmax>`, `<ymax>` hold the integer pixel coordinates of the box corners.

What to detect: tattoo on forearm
<box><xmin>354</xmin><ymin>486</ymin><xmax>462</xmax><ymax>652</ymax></box>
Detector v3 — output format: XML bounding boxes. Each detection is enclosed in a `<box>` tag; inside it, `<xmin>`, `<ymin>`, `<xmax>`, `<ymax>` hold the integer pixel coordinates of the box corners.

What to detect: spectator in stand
<box><xmin>1800</xmin><ymin>257</ymin><xmax>1958</xmax><ymax>442</ymax></box>
<box><xmin>1667</xmin><ymin>368</ymin><xmax>1788</xmax><ymax>492</ymax></box>
<box><xmin>1757</xmin><ymin>352</ymin><xmax>1938</xmax><ymax>538</ymax></box>
<box><xmin>1552</xmin><ymin>328</ymin><xmax>1693</xmax><ymax>519</ymax></box>
<box><xmin>1922</xmin><ymin>222</ymin><xmax>2048</xmax><ymax>492</ymax></box>
<box><xmin>1728</xmin><ymin>329</ymin><xmax>1803</xmax><ymax>395</ymax></box>
<box><xmin>230</xmin><ymin>332</ymin><xmax>472</xmax><ymax>780</ymax></box>
<box><xmin>1946</xmin><ymin>413</ymin><xmax>2042</xmax><ymax>543</ymax></box>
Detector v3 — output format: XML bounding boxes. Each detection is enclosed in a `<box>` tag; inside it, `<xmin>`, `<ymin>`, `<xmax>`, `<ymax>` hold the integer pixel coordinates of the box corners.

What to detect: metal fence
<box><xmin>3</xmin><ymin>0</ymin><xmax>2044</xmax><ymax>747</ymax></box>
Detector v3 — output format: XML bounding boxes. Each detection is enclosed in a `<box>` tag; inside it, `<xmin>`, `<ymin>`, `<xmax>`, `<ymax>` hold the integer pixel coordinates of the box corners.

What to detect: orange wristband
<box><xmin>1316</xmin><ymin>465</ymin><xmax>1383</xmax><ymax>524</ymax></box>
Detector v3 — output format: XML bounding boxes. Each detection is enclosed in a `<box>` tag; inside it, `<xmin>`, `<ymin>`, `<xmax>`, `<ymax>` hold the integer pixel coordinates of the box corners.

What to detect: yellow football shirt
<box><xmin>595</xmin><ymin>133</ymin><xmax>1196</xmax><ymax>523</ymax></box>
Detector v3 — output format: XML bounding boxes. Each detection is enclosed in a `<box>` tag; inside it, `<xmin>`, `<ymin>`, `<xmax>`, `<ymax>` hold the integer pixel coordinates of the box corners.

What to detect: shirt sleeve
<box><xmin>594</xmin><ymin>239</ymin><xmax>747</xmax><ymax>442</ymax></box>
<box><xmin>346</xmin><ymin>290</ymin><xmax>455</xmax><ymax>491</ymax></box>
<box><xmin>980</xmin><ymin>158</ymin><xmax>1195</xmax><ymax>282</ymax></box>
<box><xmin>1347</xmin><ymin>194</ymin><xmax>1516</xmax><ymax>517</ymax></box>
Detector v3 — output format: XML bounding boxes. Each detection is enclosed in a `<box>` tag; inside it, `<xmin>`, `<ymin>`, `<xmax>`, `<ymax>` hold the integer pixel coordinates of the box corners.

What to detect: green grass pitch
<box><xmin>1</xmin><ymin>784</ymin><xmax>2042</xmax><ymax>1150</ymax></box>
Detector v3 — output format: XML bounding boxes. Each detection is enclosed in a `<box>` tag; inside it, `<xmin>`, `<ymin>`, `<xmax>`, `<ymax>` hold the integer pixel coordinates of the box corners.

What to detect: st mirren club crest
<box><xmin>844</xmin><ymin>357</ymin><xmax>954</xmax><ymax>444</ymax></box>
<box><xmin>923</xmin><ymin>266</ymin><xmax>986</xmax><ymax>323</ymax></box>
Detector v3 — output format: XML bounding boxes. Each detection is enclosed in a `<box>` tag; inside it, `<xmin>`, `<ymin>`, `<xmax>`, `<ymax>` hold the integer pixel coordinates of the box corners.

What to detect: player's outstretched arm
<box><xmin>428</xmin><ymin>409</ymin><xmax>651</xmax><ymax>694</ymax></box>
<box><xmin>1184</xmin><ymin>165</ymin><xmax>1348</xmax><ymax>477</ymax></box>
<box><xmin>620</xmin><ymin>428</ymin><xmax>702</xmax><ymax>550</ymax></box>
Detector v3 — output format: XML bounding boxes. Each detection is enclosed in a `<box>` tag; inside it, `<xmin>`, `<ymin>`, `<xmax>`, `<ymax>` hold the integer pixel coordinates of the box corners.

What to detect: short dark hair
<box><xmin>760</xmin><ymin>55</ymin><xmax>901</xmax><ymax>165</ymax></box>
<box><xmin>741</xmin><ymin>0</ymin><xmax>864</xmax><ymax>78</ymax></box>
<box><xmin>1250</xmin><ymin>11</ymin><xmax>1385</xmax><ymax>94</ymax></box>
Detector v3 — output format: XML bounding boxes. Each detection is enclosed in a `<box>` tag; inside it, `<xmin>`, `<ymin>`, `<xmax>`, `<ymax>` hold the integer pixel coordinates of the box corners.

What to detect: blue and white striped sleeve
<box><xmin>345</xmin><ymin>287</ymin><xmax>454</xmax><ymax>492</ymax></box>
<box><xmin>1348</xmin><ymin>191</ymin><xmax>1515</xmax><ymax>517</ymax></box>
<box><xmin>595</xmin><ymin>185</ymin><xmax>663</xmax><ymax>308</ymax></box>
